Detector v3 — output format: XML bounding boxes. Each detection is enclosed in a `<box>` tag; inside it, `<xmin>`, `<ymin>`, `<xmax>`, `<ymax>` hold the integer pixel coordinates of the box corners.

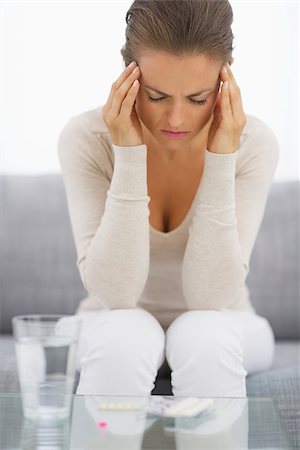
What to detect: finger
<box><xmin>105</xmin><ymin>62</ymin><xmax>137</xmax><ymax>112</ymax></box>
<box><xmin>109</xmin><ymin>67</ymin><xmax>140</xmax><ymax>118</ymax></box>
<box><xmin>119</xmin><ymin>79</ymin><xmax>140</xmax><ymax>117</ymax></box>
<box><xmin>221</xmin><ymin>65</ymin><xmax>244</xmax><ymax>122</ymax></box>
<box><xmin>228</xmin><ymin>78</ymin><xmax>246</xmax><ymax>123</ymax></box>
<box><xmin>113</xmin><ymin>61</ymin><xmax>137</xmax><ymax>92</ymax></box>
<box><xmin>220</xmin><ymin>63</ymin><xmax>244</xmax><ymax>124</ymax></box>
<box><xmin>212</xmin><ymin>90</ymin><xmax>222</xmax><ymax>121</ymax></box>
<box><xmin>221</xmin><ymin>81</ymin><xmax>232</xmax><ymax>121</ymax></box>
<box><xmin>225</xmin><ymin>63</ymin><xmax>240</xmax><ymax>92</ymax></box>
<box><xmin>220</xmin><ymin>64</ymin><xmax>240</xmax><ymax>99</ymax></box>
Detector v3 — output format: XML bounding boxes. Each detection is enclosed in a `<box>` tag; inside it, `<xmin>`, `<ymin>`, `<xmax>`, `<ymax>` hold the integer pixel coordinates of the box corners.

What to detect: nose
<box><xmin>165</xmin><ymin>102</ymin><xmax>186</xmax><ymax>129</ymax></box>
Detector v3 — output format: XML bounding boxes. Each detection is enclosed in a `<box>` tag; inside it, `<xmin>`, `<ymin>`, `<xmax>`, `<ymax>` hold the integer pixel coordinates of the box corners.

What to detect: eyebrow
<box><xmin>143</xmin><ymin>85</ymin><xmax>213</xmax><ymax>97</ymax></box>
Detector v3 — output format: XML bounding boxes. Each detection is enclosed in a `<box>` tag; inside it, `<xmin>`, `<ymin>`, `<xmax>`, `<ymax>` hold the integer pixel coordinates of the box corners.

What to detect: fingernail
<box><xmin>129</xmin><ymin>61</ymin><xmax>136</xmax><ymax>68</ymax></box>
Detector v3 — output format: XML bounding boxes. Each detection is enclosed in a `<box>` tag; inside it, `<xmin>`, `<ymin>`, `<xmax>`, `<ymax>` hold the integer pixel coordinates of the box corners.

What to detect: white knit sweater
<box><xmin>57</xmin><ymin>105</ymin><xmax>279</xmax><ymax>330</ymax></box>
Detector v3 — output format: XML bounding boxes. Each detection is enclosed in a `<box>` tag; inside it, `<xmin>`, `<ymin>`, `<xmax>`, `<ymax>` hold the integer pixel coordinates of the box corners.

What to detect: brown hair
<box><xmin>120</xmin><ymin>0</ymin><xmax>235</xmax><ymax>67</ymax></box>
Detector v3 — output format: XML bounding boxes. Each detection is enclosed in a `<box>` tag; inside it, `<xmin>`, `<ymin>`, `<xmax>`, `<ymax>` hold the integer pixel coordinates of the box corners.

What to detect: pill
<box><xmin>97</xmin><ymin>421</ymin><xmax>108</xmax><ymax>428</ymax></box>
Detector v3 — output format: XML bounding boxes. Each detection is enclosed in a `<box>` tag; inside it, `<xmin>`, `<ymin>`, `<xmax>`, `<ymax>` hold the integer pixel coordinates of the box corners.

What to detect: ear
<box><xmin>229</xmin><ymin>57</ymin><xmax>234</xmax><ymax>66</ymax></box>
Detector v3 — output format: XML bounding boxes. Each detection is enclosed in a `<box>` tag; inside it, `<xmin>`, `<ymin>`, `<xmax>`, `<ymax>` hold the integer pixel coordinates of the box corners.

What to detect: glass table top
<box><xmin>0</xmin><ymin>393</ymin><xmax>293</xmax><ymax>449</ymax></box>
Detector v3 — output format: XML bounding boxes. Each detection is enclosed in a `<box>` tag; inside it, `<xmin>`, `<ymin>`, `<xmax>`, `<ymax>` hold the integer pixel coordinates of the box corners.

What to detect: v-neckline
<box><xmin>149</xmin><ymin>177</ymin><xmax>201</xmax><ymax>237</ymax></box>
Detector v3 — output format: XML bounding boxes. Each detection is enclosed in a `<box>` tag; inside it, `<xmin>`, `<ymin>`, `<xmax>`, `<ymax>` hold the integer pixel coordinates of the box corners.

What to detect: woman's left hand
<box><xmin>207</xmin><ymin>62</ymin><xmax>247</xmax><ymax>154</ymax></box>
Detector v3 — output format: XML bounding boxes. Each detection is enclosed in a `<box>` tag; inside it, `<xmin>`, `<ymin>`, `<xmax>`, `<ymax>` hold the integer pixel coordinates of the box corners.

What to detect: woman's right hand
<box><xmin>102</xmin><ymin>61</ymin><xmax>143</xmax><ymax>147</ymax></box>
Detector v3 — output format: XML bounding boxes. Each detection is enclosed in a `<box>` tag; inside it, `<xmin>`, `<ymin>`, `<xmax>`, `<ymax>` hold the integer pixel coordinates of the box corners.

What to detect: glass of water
<box><xmin>12</xmin><ymin>314</ymin><xmax>82</xmax><ymax>421</ymax></box>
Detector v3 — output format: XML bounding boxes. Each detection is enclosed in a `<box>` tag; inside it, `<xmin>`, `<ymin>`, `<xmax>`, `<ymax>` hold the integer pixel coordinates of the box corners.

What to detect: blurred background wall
<box><xmin>0</xmin><ymin>0</ymin><xmax>299</xmax><ymax>180</ymax></box>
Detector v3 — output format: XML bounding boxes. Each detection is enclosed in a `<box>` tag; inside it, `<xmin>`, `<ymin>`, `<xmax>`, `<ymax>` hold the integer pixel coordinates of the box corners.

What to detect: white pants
<box><xmin>68</xmin><ymin>307</ymin><xmax>275</xmax><ymax>449</ymax></box>
<box><xmin>74</xmin><ymin>307</ymin><xmax>275</xmax><ymax>397</ymax></box>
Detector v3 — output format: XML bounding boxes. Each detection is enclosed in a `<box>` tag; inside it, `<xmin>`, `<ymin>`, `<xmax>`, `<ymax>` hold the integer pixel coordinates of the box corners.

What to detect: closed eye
<box><xmin>148</xmin><ymin>96</ymin><xmax>208</xmax><ymax>106</ymax></box>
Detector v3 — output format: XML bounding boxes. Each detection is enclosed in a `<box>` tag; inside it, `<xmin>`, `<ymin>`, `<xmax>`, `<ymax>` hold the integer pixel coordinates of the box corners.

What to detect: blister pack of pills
<box><xmin>95</xmin><ymin>397</ymin><xmax>215</xmax><ymax>423</ymax></box>
<box><xmin>97</xmin><ymin>402</ymin><xmax>142</xmax><ymax>411</ymax></box>
<box><xmin>92</xmin><ymin>397</ymin><xmax>215</xmax><ymax>432</ymax></box>
<box><xmin>146</xmin><ymin>397</ymin><xmax>215</xmax><ymax>418</ymax></box>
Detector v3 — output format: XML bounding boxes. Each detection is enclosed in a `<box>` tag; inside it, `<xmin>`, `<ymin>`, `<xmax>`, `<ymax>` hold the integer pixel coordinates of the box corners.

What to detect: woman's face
<box><xmin>134</xmin><ymin>50</ymin><xmax>224</xmax><ymax>156</ymax></box>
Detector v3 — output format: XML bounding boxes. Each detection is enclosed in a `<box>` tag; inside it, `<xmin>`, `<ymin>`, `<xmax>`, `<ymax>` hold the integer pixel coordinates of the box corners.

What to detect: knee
<box><xmin>166</xmin><ymin>310</ymin><xmax>248</xmax><ymax>398</ymax></box>
<box><xmin>76</xmin><ymin>308</ymin><xmax>166</xmax><ymax>395</ymax></box>
<box><xmin>83</xmin><ymin>308</ymin><xmax>165</xmax><ymax>364</ymax></box>
<box><xmin>104</xmin><ymin>307</ymin><xmax>165</xmax><ymax>344</ymax></box>
<box><xmin>166</xmin><ymin>310</ymin><xmax>244</xmax><ymax>367</ymax></box>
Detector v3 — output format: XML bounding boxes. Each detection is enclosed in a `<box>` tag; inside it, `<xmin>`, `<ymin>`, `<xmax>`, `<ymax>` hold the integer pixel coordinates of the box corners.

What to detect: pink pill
<box><xmin>97</xmin><ymin>421</ymin><xmax>108</xmax><ymax>428</ymax></box>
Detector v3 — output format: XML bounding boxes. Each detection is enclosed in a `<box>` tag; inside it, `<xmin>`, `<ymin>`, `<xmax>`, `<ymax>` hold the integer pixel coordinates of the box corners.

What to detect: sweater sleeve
<box><xmin>57</xmin><ymin>116</ymin><xmax>150</xmax><ymax>309</ymax></box>
<box><xmin>182</xmin><ymin>118</ymin><xmax>280</xmax><ymax>310</ymax></box>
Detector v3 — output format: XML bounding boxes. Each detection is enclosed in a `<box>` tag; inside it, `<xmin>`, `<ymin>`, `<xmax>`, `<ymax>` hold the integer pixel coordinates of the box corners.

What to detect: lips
<box><xmin>162</xmin><ymin>130</ymin><xmax>189</xmax><ymax>133</ymax></box>
<box><xmin>161</xmin><ymin>130</ymin><xmax>190</xmax><ymax>140</ymax></box>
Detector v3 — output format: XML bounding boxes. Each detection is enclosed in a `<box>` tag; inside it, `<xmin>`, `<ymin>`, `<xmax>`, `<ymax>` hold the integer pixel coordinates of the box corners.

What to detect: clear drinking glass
<box><xmin>12</xmin><ymin>314</ymin><xmax>82</xmax><ymax>421</ymax></box>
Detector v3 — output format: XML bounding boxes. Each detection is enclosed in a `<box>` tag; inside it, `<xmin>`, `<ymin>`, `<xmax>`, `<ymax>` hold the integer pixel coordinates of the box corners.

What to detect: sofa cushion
<box><xmin>0</xmin><ymin>177</ymin><xmax>299</xmax><ymax>338</ymax></box>
<box><xmin>0</xmin><ymin>175</ymin><xmax>87</xmax><ymax>334</ymax></box>
<box><xmin>246</xmin><ymin>180</ymin><xmax>300</xmax><ymax>339</ymax></box>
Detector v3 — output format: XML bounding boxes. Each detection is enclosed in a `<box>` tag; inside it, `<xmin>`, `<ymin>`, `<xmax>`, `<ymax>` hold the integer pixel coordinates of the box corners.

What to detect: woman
<box><xmin>58</xmin><ymin>0</ymin><xmax>279</xmax><ymax>399</ymax></box>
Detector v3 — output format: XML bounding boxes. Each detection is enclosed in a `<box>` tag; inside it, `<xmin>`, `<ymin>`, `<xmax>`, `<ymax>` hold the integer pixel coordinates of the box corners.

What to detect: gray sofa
<box><xmin>0</xmin><ymin>175</ymin><xmax>299</xmax><ymax>447</ymax></box>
